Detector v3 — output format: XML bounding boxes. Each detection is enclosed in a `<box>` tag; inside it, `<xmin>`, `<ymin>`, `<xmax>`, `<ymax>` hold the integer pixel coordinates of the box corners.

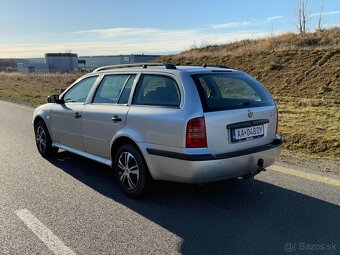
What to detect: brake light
<box><xmin>186</xmin><ymin>117</ymin><xmax>207</xmax><ymax>148</ymax></box>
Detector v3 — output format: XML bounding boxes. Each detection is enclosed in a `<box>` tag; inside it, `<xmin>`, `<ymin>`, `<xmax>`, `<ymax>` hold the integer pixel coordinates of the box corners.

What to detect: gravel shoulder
<box><xmin>278</xmin><ymin>153</ymin><xmax>340</xmax><ymax>176</ymax></box>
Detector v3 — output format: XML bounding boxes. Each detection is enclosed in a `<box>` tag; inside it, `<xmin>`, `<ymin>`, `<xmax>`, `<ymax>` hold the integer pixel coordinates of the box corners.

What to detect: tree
<box><xmin>316</xmin><ymin>1</ymin><xmax>325</xmax><ymax>31</ymax></box>
<box><xmin>296</xmin><ymin>0</ymin><xmax>310</xmax><ymax>34</ymax></box>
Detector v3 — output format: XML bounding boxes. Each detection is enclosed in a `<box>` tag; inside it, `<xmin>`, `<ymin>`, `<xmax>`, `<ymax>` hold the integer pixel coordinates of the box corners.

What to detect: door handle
<box><xmin>74</xmin><ymin>112</ymin><xmax>82</xmax><ymax>119</ymax></box>
<box><xmin>112</xmin><ymin>115</ymin><xmax>122</xmax><ymax>122</ymax></box>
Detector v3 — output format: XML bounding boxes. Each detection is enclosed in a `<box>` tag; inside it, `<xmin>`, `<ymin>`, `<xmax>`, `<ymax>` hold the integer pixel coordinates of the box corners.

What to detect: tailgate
<box><xmin>191</xmin><ymin>71</ymin><xmax>278</xmax><ymax>155</ymax></box>
<box><xmin>204</xmin><ymin>106</ymin><xmax>277</xmax><ymax>155</ymax></box>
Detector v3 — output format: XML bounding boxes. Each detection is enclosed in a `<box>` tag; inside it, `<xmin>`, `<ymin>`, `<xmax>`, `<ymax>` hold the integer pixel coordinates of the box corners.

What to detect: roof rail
<box><xmin>93</xmin><ymin>63</ymin><xmax>176</xmax><ymax>72</ymax></box>
<box><xmin>202</xmin><ymin>64</ymin><xmax>231</xmax><ymax>69</ymax></box>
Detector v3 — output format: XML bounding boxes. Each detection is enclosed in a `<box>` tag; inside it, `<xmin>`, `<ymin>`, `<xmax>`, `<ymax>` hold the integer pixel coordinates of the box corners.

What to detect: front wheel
<box><xmin>114</xmin><ymin>144</ymin><xmax>152</xmax><ymax>198</ymax></box>
<box><xmin>34</xmin><ymin>120</ymin><xmax>58</xmax><ymax>158</ymax></box>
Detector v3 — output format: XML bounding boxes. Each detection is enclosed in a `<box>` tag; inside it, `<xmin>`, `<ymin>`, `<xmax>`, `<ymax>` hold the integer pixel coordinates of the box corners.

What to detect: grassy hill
<box><xmin>159</xmin><ymin>28</ymin><xmax>340</xmax><ymax>100</ymax></box>
<box><xmin>159</xmin><ymin>28</ymin><xmax>340</xmax><ymax>160</ymax></box>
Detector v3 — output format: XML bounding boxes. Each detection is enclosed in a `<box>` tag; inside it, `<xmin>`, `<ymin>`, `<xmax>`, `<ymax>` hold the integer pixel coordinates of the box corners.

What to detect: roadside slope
<box><xmin>159</xmin><ymin>29</ymin><xmax>340</xmax><ymax>160</ymax></box>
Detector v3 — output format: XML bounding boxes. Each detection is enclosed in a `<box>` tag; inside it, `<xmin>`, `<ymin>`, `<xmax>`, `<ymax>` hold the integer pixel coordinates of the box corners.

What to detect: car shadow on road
<box><xmin>49</xmin><ymin>151</ymin><xmax>340</xmax><ymax>255</ymax></box>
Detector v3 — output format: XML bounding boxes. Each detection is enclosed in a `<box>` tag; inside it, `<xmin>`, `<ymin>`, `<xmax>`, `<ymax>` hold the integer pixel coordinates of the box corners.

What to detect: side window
<box><xmin>63</xmin><ymin>76</ymin><xmax>98</xmax><ymax>103</ymax></box>
<box><xmin>118</xmin><ymin>75</ymin><xmax>136</xmax><ymax>104</ymax></box>
<box><xmin>133</xmin><ymin>75</ymin><xmax>180</xmax><ymax>107</ymax></box>
<box><xmin>93</xmin><ymin>75</ymin><xmax>130</xmax><ymax>104</ymax></box>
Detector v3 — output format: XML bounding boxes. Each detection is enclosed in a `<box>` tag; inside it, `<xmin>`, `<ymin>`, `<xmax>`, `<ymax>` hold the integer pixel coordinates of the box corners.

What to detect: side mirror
<box><xmin>47</xmin><ymin>95</ymin><xmax>63</xmax><ymax>104</ymax></box>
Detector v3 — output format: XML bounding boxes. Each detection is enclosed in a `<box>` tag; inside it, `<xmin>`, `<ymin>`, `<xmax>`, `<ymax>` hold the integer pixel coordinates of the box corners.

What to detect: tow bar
<box><xmin>242</xmin><ymin>158</ymin><xmax>266</xmax><ymax>179</ymax></box>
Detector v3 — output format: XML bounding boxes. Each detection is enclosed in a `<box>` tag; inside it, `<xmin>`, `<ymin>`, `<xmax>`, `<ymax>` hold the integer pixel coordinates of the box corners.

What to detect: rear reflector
<box><xmin>186</xmin><ymin>117</ymin><xmax>207</xmax><ymax>148</ymax></box>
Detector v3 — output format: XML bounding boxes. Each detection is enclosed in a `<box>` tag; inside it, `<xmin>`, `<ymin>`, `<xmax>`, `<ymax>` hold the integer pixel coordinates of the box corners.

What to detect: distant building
<box><xmin>1</xmin><ymin>53</ymin><xmax>162</xmax><ymax>73</ymax></box>
<box><xmin>78</xmin><ymin>54</ymin><xmax>161</xmax><ymax>71</ymax></box>
<box><xmin>45</xmin><ymin>53</ymin><xmax>78</xmax><ymax>73</ymax></box>
<box><xmin>0</xmin><ymin>59</ymin><xmax>17</xmax><ymax>71</ymax></box>
<box><xmin>17</xmin><ymin>59</ymin><xmax>49</xmax><ymax>73</ymax></box>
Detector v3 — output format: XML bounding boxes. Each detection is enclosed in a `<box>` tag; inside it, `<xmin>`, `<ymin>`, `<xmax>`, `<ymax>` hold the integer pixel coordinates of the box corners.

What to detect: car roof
<box><xmin>91</xmin><ymin>63</ymin><xmax>238</xmax><ymax>74</ymax></box>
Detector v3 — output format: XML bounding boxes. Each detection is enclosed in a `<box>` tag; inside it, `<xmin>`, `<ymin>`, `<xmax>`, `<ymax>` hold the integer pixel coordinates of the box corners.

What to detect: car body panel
<box><xmin>138</xmin><ymin>139</ymin><xmax>282</xmax><ymax>182</ymax></box>
<box><xmin>50</xmin><ymin>103</ymin><xmax>85</xmax><ymax>151</ymax></box>
<box><xmin>82</xmin><ymin>104</ymin><xmax>130</xmax><ymax>158</ymax></box>
<box><xmin>204</xmin><ymin>105</ymin><xmax>278</xmax><ymax>154</ymax></box>
<box><xmin>33</xmin><ymin>103</ymin><xmax>53</xmax><ymax>127</ymax></box>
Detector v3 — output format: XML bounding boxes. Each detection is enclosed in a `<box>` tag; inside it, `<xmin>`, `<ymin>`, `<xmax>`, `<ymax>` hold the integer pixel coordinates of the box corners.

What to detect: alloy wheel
<box><xmin>117</xmin><ymin>152</ymin><xmax>140</xmax><ymax>190</ymax></box>
<box><xmin>36</xmin><ymin>126</ymin><xmax>47</xmax><ymax>153</ymax></box>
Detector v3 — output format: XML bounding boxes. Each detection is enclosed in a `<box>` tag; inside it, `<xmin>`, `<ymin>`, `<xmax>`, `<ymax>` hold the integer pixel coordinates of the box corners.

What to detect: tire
<box><xmin>113</xmin><ymin>144</ymin><xmax>152</xmax><ymax>198</ymax></box>
<box><xmin>34</xmin><ymin>120</ymin><xmax>58</xmax><ymax>158</ymax></box>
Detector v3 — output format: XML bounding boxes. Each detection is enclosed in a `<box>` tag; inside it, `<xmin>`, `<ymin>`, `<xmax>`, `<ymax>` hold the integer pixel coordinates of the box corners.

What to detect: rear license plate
<box><xmin>231</xmin><ymin>125</ymin><xmax>264</xmax><ymax>142</ymax></box>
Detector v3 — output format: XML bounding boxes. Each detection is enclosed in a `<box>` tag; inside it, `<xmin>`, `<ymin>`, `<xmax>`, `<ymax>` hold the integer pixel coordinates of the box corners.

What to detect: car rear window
<box><xmin>191</xmin><ymin>73</ymin><xmax>275</xmax><ymax>112</ymax></box>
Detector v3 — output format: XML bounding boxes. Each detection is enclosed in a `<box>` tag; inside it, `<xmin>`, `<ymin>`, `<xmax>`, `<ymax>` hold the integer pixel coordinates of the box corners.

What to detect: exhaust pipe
<box><xmin>257</xmin><ymin>158</ymin><xmax>265</xmax><ymax>171</ymax></box>
<box><xmin>242</xmin><ymin>158</ymin><xmax>266</xmax><ymax>179</ymax></box>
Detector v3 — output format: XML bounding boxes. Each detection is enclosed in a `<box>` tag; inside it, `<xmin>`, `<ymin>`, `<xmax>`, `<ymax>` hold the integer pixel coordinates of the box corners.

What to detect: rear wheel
<box><xmin>114</xmin><ymin>144</ymin><xmax>152</xmax><ymax>198</ymax></box>
<box><xmin>34</xmin><ymin>120</ymin><xmax>58</xmax><ymax>158</ymax></box>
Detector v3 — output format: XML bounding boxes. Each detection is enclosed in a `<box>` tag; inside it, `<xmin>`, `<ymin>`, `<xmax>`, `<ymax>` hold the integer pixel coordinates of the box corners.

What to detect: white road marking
<box><xmin>15</xmin><ymin>209</ymin><xmax>76</xmax><ymax>255</ymax></box>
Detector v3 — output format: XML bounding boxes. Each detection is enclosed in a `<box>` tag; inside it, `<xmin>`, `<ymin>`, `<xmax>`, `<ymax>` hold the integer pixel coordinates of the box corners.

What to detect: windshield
<box><xmin>191</xmin><ymin>72</ymin><xmax>275</xmax><ymax>112</ymax></box>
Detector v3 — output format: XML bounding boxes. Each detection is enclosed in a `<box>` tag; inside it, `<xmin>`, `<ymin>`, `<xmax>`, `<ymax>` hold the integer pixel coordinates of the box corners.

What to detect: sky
<box><xmin>0</xmin><ymin>0</ymin><xmax>339</xmax><ymax>58</ymax></box>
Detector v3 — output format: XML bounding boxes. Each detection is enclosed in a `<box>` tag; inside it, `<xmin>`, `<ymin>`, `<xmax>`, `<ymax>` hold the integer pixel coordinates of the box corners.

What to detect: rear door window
<box><xmin>93</xmin><ymin>75</ymin><xmax>131</xmax><ymax>104</ymax></box>
<box><xmin>118</xmin><ymin>75</ymin><xmax>136</xmax><ymax>104</ymax></box>
<box><xmin>191</xmin><ymin>73</ymin><xmax>274</xmax><ymax>112</ymax></box>
<box><xmin>133</xmin><ymin>74</ymin><xmax>180</xmax><ymax>107</ymax></box>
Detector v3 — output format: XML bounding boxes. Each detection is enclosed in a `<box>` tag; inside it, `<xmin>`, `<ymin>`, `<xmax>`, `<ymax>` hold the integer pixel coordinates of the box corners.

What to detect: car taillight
<box><xmin>186</xmin><ymin>117</ymin><xmax>207</xmax><ymax>148</ymax></box>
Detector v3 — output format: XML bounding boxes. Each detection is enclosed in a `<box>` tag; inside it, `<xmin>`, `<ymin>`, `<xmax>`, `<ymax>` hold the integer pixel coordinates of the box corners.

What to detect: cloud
<box><xmin>212</xmin><ymin>16</ymin><xmax>284</xmax><ymax>29</ymax></box>
<box><xmin>2</xmin><ymin>16</ymin><xmax>292</xmax><ymax>58</ymax></box>
<box><xmin>75</xmin><ymin>27</ymin><xmax>199</xmax><ymax>39</ymax></box>
<box><xmin>75</xmin><ymin>27</ymin><xmax>159</xmax><ymax>36</ymax></box>
<box><xmin>211</xmin><ymin>22</ymin><xmax>255</xmax><ymax>29</ymax></box>
<box><xmin>265</xmin><ymin>16</ymin><xmax>284</xmax><ymax>22</ymax></box>
<box><xmin>0</xmin><ymin>29</ymin><xmax>276</xmax><ymax>58</ymax></box>
<box><xmin>310</xmin><ymin>10</ymin><xmax>340</xmax><ymax>17</ymax></box>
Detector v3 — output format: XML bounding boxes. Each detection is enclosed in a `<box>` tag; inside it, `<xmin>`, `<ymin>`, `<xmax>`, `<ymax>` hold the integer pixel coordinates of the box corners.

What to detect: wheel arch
<box><xmin>110</xmin><ymin>136</ymin><xmax>153</xmax><ymax>179</ymax></box>
<box><xmin>111</xmin><ymin>136</ymin><xmax>140</xmax><ymax>161</ymax></box>
<box><xmin>33</xmin><ymin>115</ymin><xmax>45</xmax><ymax>127</ymax></box>
<box><xmin>33</xmin><ymin>115</ymin><xmax>54</xmax><ymax>142</ymax></box>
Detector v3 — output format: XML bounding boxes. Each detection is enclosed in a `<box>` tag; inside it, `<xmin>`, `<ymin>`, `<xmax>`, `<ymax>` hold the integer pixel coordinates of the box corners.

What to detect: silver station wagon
<box><xmin>33</xmin><ymin>63</ymin><xmax>283</xmax><ymax>197</ymax></box>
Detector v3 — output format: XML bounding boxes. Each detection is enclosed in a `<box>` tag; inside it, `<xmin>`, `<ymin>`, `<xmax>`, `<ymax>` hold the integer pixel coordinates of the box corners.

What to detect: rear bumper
<box><xmin>142</xmin><ymin>136</ymin><xmax>283</xmax><ymax>183</ymax></box>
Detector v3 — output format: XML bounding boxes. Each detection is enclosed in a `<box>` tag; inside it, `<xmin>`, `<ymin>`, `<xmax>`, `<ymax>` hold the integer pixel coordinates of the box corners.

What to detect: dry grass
<box><xmin>277</xmin><ymin>97</ymin><xmax>340</xmax><ymax>160</ymax></box>
<box><xmin>161</xmin><ymin>49</ymin><xmax>340</xmax><ymax>101</ymax></box>
<box><xmin>178</xmin><ymin>28</ymin><xmax>340</xmax><ymax>59</ymax></box>
<box><xmin>0</xmin><ymin>72</ymin><xmax>80</xmax><ymax>106</ymax></box>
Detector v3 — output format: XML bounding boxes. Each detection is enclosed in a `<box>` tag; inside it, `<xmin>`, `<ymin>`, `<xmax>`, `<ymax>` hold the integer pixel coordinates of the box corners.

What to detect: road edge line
<box><xmin>270</xmin><ymin>165</ymin><xmax>340</xmax><ymax>187</ymax></box>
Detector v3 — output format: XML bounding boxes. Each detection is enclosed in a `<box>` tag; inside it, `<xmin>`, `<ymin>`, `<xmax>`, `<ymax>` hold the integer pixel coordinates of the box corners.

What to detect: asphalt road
<box><xmin>0</xmin><ymin>100</ymin><xmax>339</xmax><ymax>255</ymax></box>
